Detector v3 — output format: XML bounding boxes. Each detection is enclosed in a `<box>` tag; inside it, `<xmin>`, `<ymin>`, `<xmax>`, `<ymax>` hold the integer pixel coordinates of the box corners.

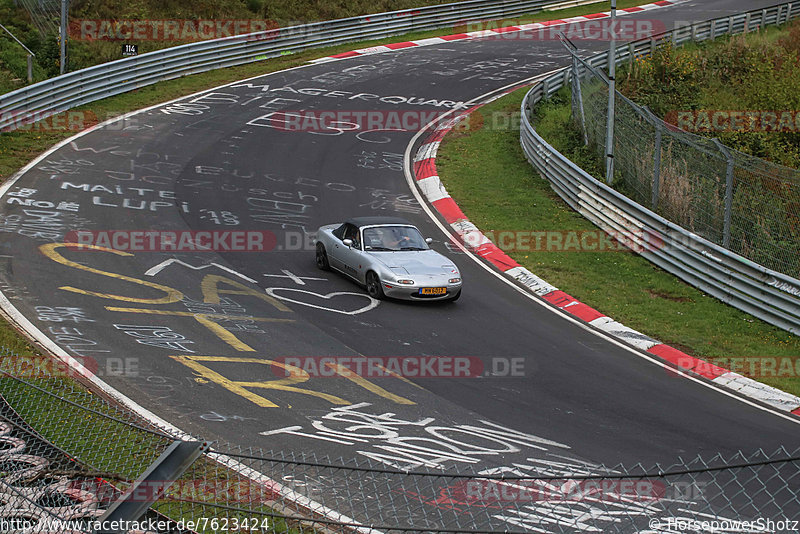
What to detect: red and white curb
<box><xmin>412</xmin><ymin>105</ymin><xmax>800</xmax><ymax>416</ymax></box>
<box><xmin>310</xmin><ymin>0</ymin><xmax>688</xmax><ymax>64</ymax></box>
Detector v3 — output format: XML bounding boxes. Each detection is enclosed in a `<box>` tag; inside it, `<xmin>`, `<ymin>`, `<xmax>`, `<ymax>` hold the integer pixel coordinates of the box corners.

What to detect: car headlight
<box><xmin>449</xmin><ymin>278</ymin><xmax>461</xmax><ymax>284</ymax></box>
<box><xmin>397</xmin><ymin>279</ymin><xmax>415</xmax><ymax>285</ymax></box>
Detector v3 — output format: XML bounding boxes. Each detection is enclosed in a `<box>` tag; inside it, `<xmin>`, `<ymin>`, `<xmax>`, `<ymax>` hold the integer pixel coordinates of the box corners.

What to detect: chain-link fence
<box><xmin>569</xmin><ymin>46</ymin><xmax>800</xmax><ymax>279</ymax></box>
<box><xmin>1</xmin><ymin>348</ymin><xmax>799</xmax><ymax>533</ymax></box>
<box><xmin>13</xmin><ymin>0</ymin><xmax>61</xmax><ymax>37</ymax></box>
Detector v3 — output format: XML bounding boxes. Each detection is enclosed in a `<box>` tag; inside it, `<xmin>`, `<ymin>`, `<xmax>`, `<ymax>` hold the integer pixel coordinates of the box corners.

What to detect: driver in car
<box><xmin>380</xmin><ymin>228</ymin><xmax>410</xmax><ymax>249</ymax></box>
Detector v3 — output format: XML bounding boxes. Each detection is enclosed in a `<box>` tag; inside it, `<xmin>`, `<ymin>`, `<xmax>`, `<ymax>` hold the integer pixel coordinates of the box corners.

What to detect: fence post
<box><xmin>712</xmin><ymin>138</ymin><xmax>735</xmax><ymax>248</ymax></box>
<box><xmin>652</xmin><ymin>125</ymin><xmax>662</xmax><ymax>211</ymax></box>
<box><xmin>0</xmin><ymin>22</ymin><xmax>36</xmax><ymax>83</ymax></box>
<box><xmin>59</xmin><ymin>0</ymin><xmax>68</xmax><ymax>74</ymax></box>
<box><xmin>672</xmin><ymin>25</ymin><xmax>682</xmax><ymax>43</ymax></box>
<box><xmin>744</xmin><ymin>12</ymin><xmax>751</xmax><ymax>33</ymax></box>
<box><xmin>572</xmin><ymin>57</ymin><xmax>588</xmax><ymax>145</ymax></box>
<box><xmin>710</xmin><ymin>19</ymin><xmax>716</xmax><ymax>40</ymax></box>
<box><xmin>97</xmin><ymin>440</ymin><xmax>208</xmax><ymax>534</ymax></box>
<box><xmin>644</xmin><ymin>106</ymin><xmax>662</xmax><ymax>212</ymax></box>
<box><xmin>762</xmin><ymin>8</ymin><xmax>768</xmax><ymax>29</ymax></box>
<box><xmin>605</xmin><ymin>18</ymin><xmax>618</xmax><ymax>186</ymax></box>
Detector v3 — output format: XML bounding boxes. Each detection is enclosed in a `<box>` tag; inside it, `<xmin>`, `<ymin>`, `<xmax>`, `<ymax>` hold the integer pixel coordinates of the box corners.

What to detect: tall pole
<box><xmin>60</xmin><ymin>0</ymin><xmax>68</xmax><ymax>74</ymax></box>
<box><xmin>604</xmin><ymin>0</ymin><xmax>617</xmax><ymax>184</ymax></box>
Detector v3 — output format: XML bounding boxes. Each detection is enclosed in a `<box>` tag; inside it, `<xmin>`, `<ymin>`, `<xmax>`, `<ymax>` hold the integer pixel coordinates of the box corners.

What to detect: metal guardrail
<box><xmin>0</xmin><ymin>0</ymin><xmax>573</xmax><ymax>131</ymax></box>
<box><xmin>520</xmin><ymin>1</ymin><xmax>800</xmax><ymax>335</ymax></box>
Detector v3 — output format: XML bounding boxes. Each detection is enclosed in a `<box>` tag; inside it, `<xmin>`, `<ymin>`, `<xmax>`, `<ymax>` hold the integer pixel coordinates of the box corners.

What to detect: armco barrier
<box><xmin>1</xmin><ymin>0</ymin><xmax>576</xmax><ymax>132</ymax></box>
<box><xmin>520</xmin><ymin>1</ymin><xmax>800</xmax><ymax>334</ymax></box>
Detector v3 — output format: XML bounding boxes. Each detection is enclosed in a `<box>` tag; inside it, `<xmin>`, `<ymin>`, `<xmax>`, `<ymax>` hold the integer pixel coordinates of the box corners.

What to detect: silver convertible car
<box><xmin>315</xmin><ymin>217</ymin><xmax>462</xmax><ymax>301</ymax></box>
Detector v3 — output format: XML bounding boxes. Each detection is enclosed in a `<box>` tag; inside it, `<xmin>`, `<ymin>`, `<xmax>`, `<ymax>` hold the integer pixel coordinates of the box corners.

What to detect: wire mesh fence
<box><xmin>13</xmin><ymin>0</ymin><xmax>61</xmax><ymax>37</ymax></box>
<box><xmin>1</xmin><ymin>348</ymin><xmax>799</xmax><ymax>533</ymax></box>
<box><xmin>569</xmin><ymin>46</ymin><xmax>800</xmax><ymax>279</ymax></box>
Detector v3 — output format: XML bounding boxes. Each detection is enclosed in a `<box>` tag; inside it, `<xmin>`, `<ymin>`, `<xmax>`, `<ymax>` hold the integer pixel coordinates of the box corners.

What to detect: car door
<box><xmin>337</xmin><ymin>225</ymin><xmax>364</xmax><ymax>280</ymax></box>
<box><xmin>328</xmin><ymin>223</ymin><xmax>354</xmax><ymax>273</ymax></box>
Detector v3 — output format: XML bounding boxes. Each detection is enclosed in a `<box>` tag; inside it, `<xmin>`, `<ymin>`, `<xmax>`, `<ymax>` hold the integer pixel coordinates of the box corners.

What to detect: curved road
<box><xmin>0</xmin><ymin>0</ymin><xmax>797</xmax><ymax>530</ymax></box>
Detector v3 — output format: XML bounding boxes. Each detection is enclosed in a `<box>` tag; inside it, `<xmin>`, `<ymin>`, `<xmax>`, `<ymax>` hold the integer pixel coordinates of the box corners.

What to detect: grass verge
<box><xmin>435</xmin><ymin>86</ymin><xmax>800</xmax><ymax>397</ymax></box>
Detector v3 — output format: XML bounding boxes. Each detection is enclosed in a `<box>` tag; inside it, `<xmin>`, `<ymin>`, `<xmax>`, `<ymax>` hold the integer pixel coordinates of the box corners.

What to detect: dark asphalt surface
<box><xmin>0</xmin><ymin>0</ymin><xmax>797</xmax><ymax>530</ymax></box>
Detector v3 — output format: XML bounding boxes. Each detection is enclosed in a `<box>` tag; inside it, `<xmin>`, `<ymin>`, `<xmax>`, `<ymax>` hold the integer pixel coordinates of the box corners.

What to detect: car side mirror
<box><xmin>425</xmin><ymin>237</ymin><xmax>433</xmax><ymax>244</ymax></box>
<box><xmin>343</xmin><ymin>239</ymin><xmax>353</xmax><ymax>247</ymax></box>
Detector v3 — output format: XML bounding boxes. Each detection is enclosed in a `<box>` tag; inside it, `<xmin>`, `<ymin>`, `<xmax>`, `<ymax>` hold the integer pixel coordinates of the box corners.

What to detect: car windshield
<box><xmin>363</xmin><ymin>226</ymin><xmax>428</xmax><ymax>251</ymax></box>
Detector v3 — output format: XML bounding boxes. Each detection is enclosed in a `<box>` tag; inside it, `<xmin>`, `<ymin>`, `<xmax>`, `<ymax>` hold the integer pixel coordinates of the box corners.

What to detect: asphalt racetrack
<box><xmin>0</xmin><ymin>0</ymin><xmax>797</xmax><ymax>530</ymax></box>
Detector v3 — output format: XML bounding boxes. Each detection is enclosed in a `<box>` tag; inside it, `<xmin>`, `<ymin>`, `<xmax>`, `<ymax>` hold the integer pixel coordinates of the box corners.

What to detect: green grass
<box><xmin>0</xmin><ymin>324</ymin><xmax>40</xmax><ymax>357</ymax></box>
<box><xmin>0</xmin><ymin>371</ymin><xmax>169</xmax><ymax>475</ymax></box>
<box><xmin>436</xmin><ymin>87</ymin><xmax>800</xmax><ymax>397</ymax></box>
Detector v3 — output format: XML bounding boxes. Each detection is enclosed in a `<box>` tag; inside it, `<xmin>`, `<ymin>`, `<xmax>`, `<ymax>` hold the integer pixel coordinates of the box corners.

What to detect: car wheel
<box><xmin>449</xmin><ymin>290</ymin><xmax>461</xmax><ymax>302</ymax></box>
<box><xmin>316</xmin><ymin>243</ymin><xmax>330</xmax><ymax>271</ymax></box>
<box><xmin>366</xmin><ymin>271</ymin><xmax>385</xmax><ymax>300</ymax></box>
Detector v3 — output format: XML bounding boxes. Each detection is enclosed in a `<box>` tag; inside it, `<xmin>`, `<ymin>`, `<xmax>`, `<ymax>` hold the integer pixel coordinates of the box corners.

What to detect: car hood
<box><xmin>368</xmin><ymin>250</ymin><xmax>458</xmax><ymax>275</ymax></box>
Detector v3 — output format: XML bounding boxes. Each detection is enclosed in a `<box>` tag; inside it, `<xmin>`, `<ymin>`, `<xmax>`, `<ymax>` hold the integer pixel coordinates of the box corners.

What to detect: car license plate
<box><xmin>419</xmin><ymin>287</ymin><xmax>446</xmax><ymax>295</ymax></box>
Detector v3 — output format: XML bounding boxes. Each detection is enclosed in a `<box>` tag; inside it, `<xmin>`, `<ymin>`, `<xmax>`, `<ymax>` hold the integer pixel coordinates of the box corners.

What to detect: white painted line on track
<box><xmin>145</xmin><ymin>258</ymin><xmax>258</xmax><ymax>283</ymax></box>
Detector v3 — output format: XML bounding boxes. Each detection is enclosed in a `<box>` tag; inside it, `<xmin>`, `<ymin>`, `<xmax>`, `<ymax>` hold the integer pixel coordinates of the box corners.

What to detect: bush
<box><xmin>618</xmin><ymin>21</ymin><xmax>800</xmax><ymax>169</ymax></box>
